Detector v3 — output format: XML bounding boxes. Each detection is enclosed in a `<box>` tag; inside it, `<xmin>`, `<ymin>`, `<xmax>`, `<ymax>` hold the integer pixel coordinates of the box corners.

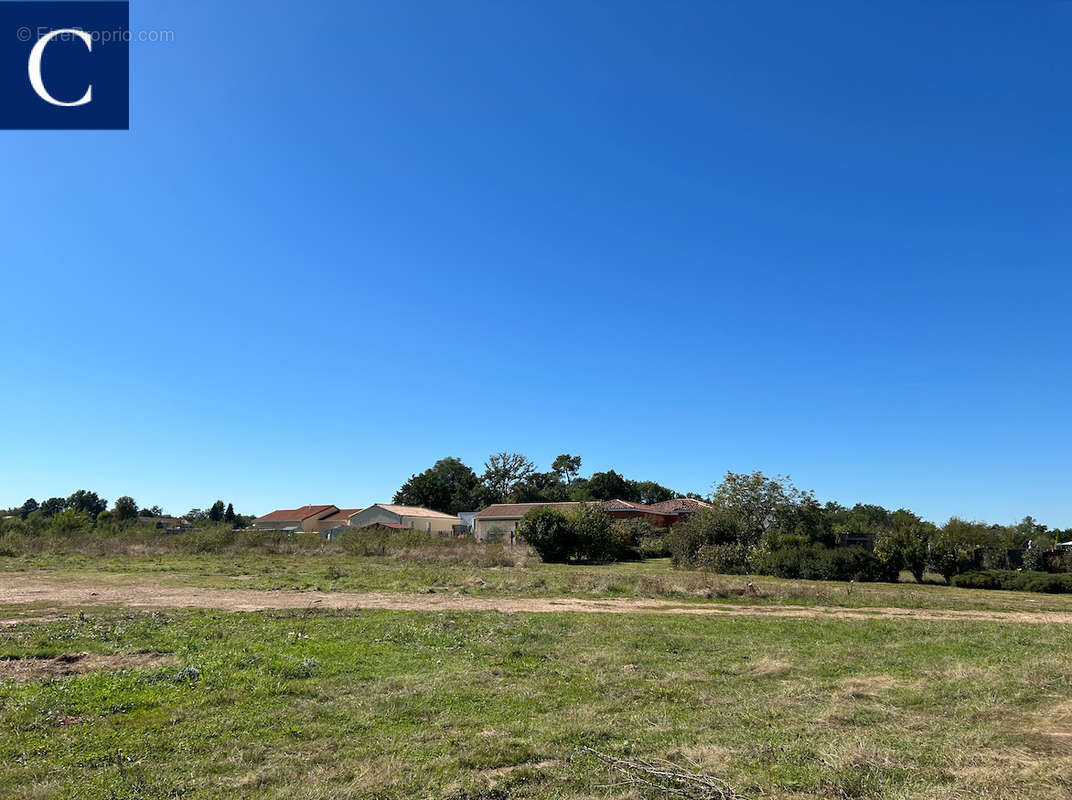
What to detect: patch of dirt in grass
<box><xmin>0</xmin><ymin>651</ymin><xmax>177</xmax><ymax>682</ymax></box>
<box><xmin>0</xmin><ymin>613</ymin><xmax>66</xmax><ymax>627</ymax></box>
<box><xmin>5</xmin><ymin>574</ymin><xmax>1072</xmax><ymax>623</ymax></box>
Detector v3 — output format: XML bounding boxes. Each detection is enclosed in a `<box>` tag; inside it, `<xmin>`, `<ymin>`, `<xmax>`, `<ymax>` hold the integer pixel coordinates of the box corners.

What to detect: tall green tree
<box><xmin>112</xmin><ymin>496</ymin><xmax>138</xmax><ymax>521</ymax></box>
<box><xmin>710</xmin><ymin>471</ymin><xmax>802</xmax><ymax>548</ymax></box>
<box><xmin>208</xmin><ymin>500</ymin><xmax>226</xmax><ymax>522</ymax></box>
<box><xmin>481</xmin><ymin>452</ymin><xmax>535</xmax><ymax>504</ymax></box>
<box><xmin>66</xmin><ymin>490</ymin><xmax>107</xmax><ymax>520</ymax></box>
<box><xmin>18</xmin><ymin>498</ymin><xmax>38</xmax><ymax>520</ymax></box>
<box><xmin>586</xmin><ymin>470</ymin><xmax>631</xmax><ymax>501</ymax></box>
<box><xmin>630</xmin><ymin>480</ymin><xmax>676</xmax><ymax>505</ymax></box>
<box><xmin>40</xmin><ymin>497</ymin><xmax>66</xmax><ymax>518</ymax></box>
<box><xmin>874</xmin><ymin>509</ymin><xmax>934</xmax><ymax>583</ymax></box>
<box><xmin>224</xmin><ymin>503</ymin><xmax>236</xmax><ymax>523</ymax></box>
<box><xmin>551</xmin><ymin>454</ymin><xmax>582</xmax><ymax>486</ymax></box>
<box><xmin>394</xmin><ymin>457</ymin><xmax>484</xmax><ymax>514</ymax></box>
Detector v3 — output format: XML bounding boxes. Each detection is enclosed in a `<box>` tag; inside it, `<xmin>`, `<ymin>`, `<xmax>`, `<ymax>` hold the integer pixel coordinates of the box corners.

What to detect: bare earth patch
<box><xmin>0</xmin><ymin>651</ymin><xmax>177</xmax><ymax>682</ymax></box>
<box><xmin>2</xmin><ymin>574</ymin><xmax>1072</xmax><ymax>624</ymax></box>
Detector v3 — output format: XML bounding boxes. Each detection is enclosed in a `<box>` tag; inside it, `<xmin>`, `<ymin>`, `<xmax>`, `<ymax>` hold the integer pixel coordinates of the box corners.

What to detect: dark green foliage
<box><xmin>224</xmin><ymin>503</ymin><xmax>236</xmax><ymax>524</ymax></box>
<box><xmin>585</xmin><ymin>470</ymin><xmax>631</xmax><ymax>501</ymax></box>
<box><xmin>65</xmin><ymin>490</ymin><xmax>107</xmax><ymax>519</ymax></box>
<box><xmin>753</xmin><ymin>545</ymin><xmax>897</xmax><ymax>583</ymax></box>
<box><xmin>951</xmin><ymin>570</ymin><xmax>1072</xmax><ymax>593</ymax></box>
<box><xmin>112</xmin><ymin>496</ymin><xmax>138</xmax><ymax>522</ymax></box>
<box><xmin>668</xmin><ymin>507</ymin><xmax>741</xmax><ymax>568</ymax></box>
<box><xmin>614</xmin><ymin>518</ymin><xmax>665</xmax><ymax>557</ymax></box>
<box><xmin>39</xmin><ymin>497</ymin><xmax>66</xmax><ymax>517</ymax></box>
<box><xmin>18</xmin><ymin>498</ymin><xmax>38</xmax><ymax>520</ymax></box>
<box><xmin>551</xmin><ymin>454</ymin><xmax>581</xmax><ymax>485</ymax></box>
<box><xmin>208</xmin><ymin>500</ymin><xmax>226</xmax><ymax>523</ymax></box>
<box><xmin>570</xmin><ymin>503</ymin><xmax>624</xmax><ymax>562</ymax></box>
<box><xmin>394</xmin><ymin>457</ymin><xmax>485</xmax><ymax>514</ymax></box>
<box><xmin>516</xmin><ymin>508</ymin><xmax>576</xmax><ymax>563</ymax></box>
<box><xmin>482</xmin><ymin>453</ymin><xmax>536</xmax><ymax>504</ymax></box>
<box><xmin>517</xmin><ymin>504</ymin><xmax>628</xmax><ymax>563</ymax></box>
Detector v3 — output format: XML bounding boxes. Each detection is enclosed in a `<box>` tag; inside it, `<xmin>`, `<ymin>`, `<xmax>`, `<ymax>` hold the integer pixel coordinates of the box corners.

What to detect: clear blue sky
<box><xmin>2</xmin><ymin>1</ymin><xmax>1070</xmax><ymax>526</ymax></box>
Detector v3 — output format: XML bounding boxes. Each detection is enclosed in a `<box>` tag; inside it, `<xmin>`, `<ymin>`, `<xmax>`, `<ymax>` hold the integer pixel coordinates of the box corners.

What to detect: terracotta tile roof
<box><xmin>476</xmin><ymin>498</ymin><xmax>710</xmax><ymax>520</ymax></box>
<box><xmin>603</xmin><ymin>498</ymin><xmax>667</xmax><ymax>515</ymax></box>
<box><xmin>475</xmin><ymin>502</ymin><xmax>582</xmax><ymax>519</ymax></box>
<box><xmin>648</xmin><ymin>497</ymin><xmax>713</xmax><ymax>514</ymax></box>
<box><xmin>367</xmin><ymin>504</ymin><xmax>458</xmax><ymax>519</ymax></box>
<box><xmin>255</xmin><ymin>505</ymin><xmax>337</xmax><ymax>523</ymax></box>
<box><xmin>321</xmin><ymin>508</ymin><xmax>362</xmax><ymax>521</ymax></box>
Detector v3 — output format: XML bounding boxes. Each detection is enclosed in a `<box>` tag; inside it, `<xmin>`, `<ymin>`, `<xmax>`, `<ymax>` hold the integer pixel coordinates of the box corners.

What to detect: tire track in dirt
<box><xmin>1</xmin><ymin>575</ymin><xmax>1070</xmax><ymax>624</ymax></box>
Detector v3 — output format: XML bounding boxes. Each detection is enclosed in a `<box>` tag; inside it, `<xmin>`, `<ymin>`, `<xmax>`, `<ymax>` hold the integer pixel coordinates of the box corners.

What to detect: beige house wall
<box><xmin>399</xmin><ymin>514</ymin><xmax>457</xmax><ymax>534</ymax></box>
<box><xmin>474</xmin><ymin>518</ymin><xmax>519</xmax><ymax>541</ymax></box>
<box><xmin>349</xmin><ymin>506</ymin><xmax>457</xmax><ymax>535</ymax></box>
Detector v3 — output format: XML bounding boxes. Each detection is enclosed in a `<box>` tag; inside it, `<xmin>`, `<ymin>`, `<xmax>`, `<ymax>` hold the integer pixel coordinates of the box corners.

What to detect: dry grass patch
<box><xmin>0</xmin><ymin>651</ymin><xmax>176</xmax><ymax>682</ymax></box>
<box><xmin>743</xmin><ymin>658</ymin><xmax>793</xmax><ymax>679</ymax></box>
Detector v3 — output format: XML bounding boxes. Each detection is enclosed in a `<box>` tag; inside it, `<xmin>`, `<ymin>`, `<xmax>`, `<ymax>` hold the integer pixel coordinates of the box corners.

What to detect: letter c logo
<box><xmin>28</xmin><ymin>28</ymin><xmax>93</xmax><ymax>107</ymax></box>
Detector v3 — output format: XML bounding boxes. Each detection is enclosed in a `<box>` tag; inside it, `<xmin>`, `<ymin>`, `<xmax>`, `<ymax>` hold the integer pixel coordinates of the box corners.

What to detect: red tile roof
<box><xmin>648</xmin><ymin>498</ymin><xmax>712</xmax><ymax>514</ymax></box>
<box><xmin>474</xmin><ymin>502</ymin><xmax>582</xmax><ymax>520</ymax></box>
<box><xmin>255</xmin><ymin>505</ymin><xmax>337</xmax><ymax>523</ymax></box>
<box><xmin>475</xmin><ymin>498</ymin><xmax>710</xmax><ymax>520</ymax></box>
<box><xmin>320</xmin><ymin>508</ymin><xmax>362</xmax><ymax>521</ymax></box>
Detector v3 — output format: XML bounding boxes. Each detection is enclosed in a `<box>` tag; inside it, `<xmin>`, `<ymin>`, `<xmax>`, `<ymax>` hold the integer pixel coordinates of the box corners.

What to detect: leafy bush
<box><xmin>570</xmin><ymin>503</ymin><xmax>627</xmax><ymax>562</ymax></box>
<box><xmin>614</xmin><ymin>518</ymin><xmax>664</xmax><ymax>557</ymax></box>
<box><xmin>517</xmin><ymin>504</ymin><xmax>630</xmax><ymax>563</ymax></box>
<box><xmin>694</xmin><ymin>543</ymin><xmax>748</xmax><ymax>574</ymax></box>
<box><xmin>516</xmin><ymin>508</ymin><xmax>575</xmax><ymax>563</ymax></box>
<box><xmin>753</xmin><ymin>545</ymin><xmax>894</xmax><ymax>582</ymax></box>
<box><xmin>668</xmin><ymin>508</ymin><xmax>741</xmax><ymax>568</ymax></box>
<box><xmin>951</xmin><ymin>570</ymin><xmax>1072</xmax><ymax>593</ymax></box>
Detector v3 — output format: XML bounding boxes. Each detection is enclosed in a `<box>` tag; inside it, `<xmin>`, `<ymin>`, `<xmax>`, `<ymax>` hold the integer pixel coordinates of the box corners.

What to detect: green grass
<box><xmin>0</xmin><ymin>605</ymin><xmax>1070</xmax><ymax>798</ymax></box>
<box><xmin>7</xmin><ymin>551</ymin><xmax>1072</xmax><ymax>613</ymax></box>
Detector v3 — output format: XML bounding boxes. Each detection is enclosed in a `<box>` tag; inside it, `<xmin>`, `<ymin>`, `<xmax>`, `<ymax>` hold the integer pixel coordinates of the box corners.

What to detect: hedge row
<box><xmin>950</xmin><ymin>570</ymin><xmax>1072</xmax><ymax>594</ymax></box>
<box><xmin>752</xmin><ymin>544</ymin><xmax>898</xmax><ymax>583</ymax></box>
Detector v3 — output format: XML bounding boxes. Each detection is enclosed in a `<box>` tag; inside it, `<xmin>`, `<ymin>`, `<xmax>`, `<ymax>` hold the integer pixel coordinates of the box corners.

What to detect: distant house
<box><xmin>473</xmin><ymin>497</ymin><xmax>711</xmax><ymax>541</ymax></box>
<box><xmin>348</xmin><ymin>504</ymin><xmax>458</xmax><ymax>535</ymax></box>
<box><xmin>313</xmin><ymin>508</ymin><xmax>362</xmax><ymax>534</ymax></box>
<box><xmin>253</xmin><ymin>505</ymin><xmax>345</xmax><ymax>532</ymax></box>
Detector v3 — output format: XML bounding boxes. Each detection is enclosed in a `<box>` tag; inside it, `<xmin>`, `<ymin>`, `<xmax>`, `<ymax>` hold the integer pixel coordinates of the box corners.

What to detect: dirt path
<box><xmin>1</xmin><ymin>575</ymin><xmax>1070</xmax><ymax>624</ymax></box>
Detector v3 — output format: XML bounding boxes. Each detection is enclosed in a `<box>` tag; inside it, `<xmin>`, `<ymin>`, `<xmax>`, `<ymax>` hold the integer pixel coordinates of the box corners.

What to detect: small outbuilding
<box><xmin>348</xmin><ymin>504</ymin><xmax>459</xmax><ymax>535</ymax></box>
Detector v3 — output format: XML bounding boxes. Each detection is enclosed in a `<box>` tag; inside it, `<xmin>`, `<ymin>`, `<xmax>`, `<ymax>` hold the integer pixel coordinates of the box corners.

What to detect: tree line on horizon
<box><xmin>3</xmin><ymin>492</ymin><xmax>251</xmax><ymax>528</ymax></box>
<box><xmin>391</xmin><ymin>453</ymin><xmax>703</xmax><ymax>516</ymax></box>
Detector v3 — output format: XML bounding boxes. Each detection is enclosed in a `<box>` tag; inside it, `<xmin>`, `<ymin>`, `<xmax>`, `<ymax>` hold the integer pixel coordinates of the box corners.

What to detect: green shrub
<box><xmin>753</xmin><ymin>545</ymin><xmax>895</xmax><ymax>582</ymax></box>
<box><xmin>570</xmin><ymin>504</ymin><xmax>625</xmax><ymax>562</ymax></box>
<box><xmin>668</xmin><ymin>508</ymin><xmax>741</xmax><ymax>569</ymax></box>
<box><xmin>951</xmin><ymin>570</ymin><xmax>1072</xmax><ymax>593</ymax></box>
<box><xmin>695</xmin><ymin>543</ymin><xmax>748</xmax><ymax>574</ymax></box>
<box><xmin>516</xmin><ymin>508</ymin><xmax>575</xmax><ymax>563</ymax></box>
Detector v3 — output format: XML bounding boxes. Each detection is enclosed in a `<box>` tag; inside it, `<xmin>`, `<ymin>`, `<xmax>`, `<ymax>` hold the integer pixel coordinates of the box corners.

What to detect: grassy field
<box><xmin>6</xmin><ymin>550</ymin><xmax>1072</xmax><ymax>613</ymax></box>
<box><xmin>0</xmin><ymin>603</ymin><xmax>1070</xmax><ymax>799</ymax></box>
<box><xmin>3</xmin><ymin>549</ymin><xmax>1072</xmax><ymax>798</ymax></box>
